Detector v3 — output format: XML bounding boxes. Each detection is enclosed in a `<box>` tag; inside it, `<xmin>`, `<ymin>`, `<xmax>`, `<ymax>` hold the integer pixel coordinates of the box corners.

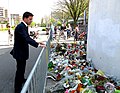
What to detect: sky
<box><xmin>0</xmin><ymin>0</ymin><xmax>57</xmax><ymax>23</ymax></box>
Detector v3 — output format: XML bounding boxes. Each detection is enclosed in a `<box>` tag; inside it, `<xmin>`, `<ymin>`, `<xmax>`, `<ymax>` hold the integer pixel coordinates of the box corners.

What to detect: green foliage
<box><xmin>0</xmin><ymin>28</ymin><xmax>9</xmax><ymax>31</ymax></box>
<box><xmin>36</xmin><ymin>23</ymin><xmax>41</xmax><ymax>27</ymax></box>
<box><xmin>114</xmin><ymin>90</ymin><xmax>120</xmax><ymax>93</ymax></box>
<box><xmin>40</xmin><ymin>17</ymin><xmax>47</xmax><ymax>27</ymax></box>
<box><xmin>41</xmin><ymin>23</ymin><xmax>46</xmax><ymax>27</ymax></box>
<box><xmin>0</xmin><ymin>27</ymin><xmax>15</xmax><ymax>31</ymax></box>
<box><xmin>30</xmin><ymin>22</ymin><xmax>36</xmax><ymax>27</ymax></box>
<box><xmin>49</xmin><ymin>18</ymin><xmax>55</xmax><ymax>24</ymax></box>
<box><xmin>57</xmin><ymin>21</ymin><xmax>62</xmax><ymax>26</ymax></box>
<box><xmin>56</xmin><ymin>0</ymin><xmax>89</xmax><ymax>28</ymax></box>
<box><xmin>0</xmin><ymin>21</ymin><xmax>8</xmax><ymax>24</ymax></box>
<box><xmin>51</xmin><ymin>10</ymin><xmax>70</xmax><ymax>23</ymax></box>
<box><xmin>42</xmin><ymin>27</ymin><xmax>46</xmax><ymax>31</ymax></box>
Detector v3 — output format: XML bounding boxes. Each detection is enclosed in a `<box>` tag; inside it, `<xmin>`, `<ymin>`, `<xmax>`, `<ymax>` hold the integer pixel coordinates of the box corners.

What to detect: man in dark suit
<box><xmin>10</xmin><ymin>12</ymin><xmax>45</xmax><ymax>93</ymax></box>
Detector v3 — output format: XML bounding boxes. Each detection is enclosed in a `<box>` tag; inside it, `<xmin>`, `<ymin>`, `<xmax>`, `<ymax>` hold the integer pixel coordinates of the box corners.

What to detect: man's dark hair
<box><xmin>22</xmin><ymin>12</ymin><xmax>34</xmax><ymax>20</ymax></box>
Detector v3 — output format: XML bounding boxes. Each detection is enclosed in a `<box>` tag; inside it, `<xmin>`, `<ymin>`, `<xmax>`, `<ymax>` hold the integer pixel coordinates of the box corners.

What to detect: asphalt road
<box><xmin>0</xmin><ymin>46</ymin><xmax>42</xmax><ymax>93</ymax></box>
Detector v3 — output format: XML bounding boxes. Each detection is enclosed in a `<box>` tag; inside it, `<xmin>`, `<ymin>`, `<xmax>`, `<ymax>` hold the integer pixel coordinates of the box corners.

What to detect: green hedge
<box><xmin>0</xmin><ymin>28</ymin><xmax>9</xmax><ymax>31</ymax></box>
<box><xmin>42</xmin><ymin>28</ymin><xmax>46</xmax><ymax>31</ymax></box>
<box><xmin>0</xmin><ymin>28</ymin><xmax>15</xmax><ymax>31</ymax></box>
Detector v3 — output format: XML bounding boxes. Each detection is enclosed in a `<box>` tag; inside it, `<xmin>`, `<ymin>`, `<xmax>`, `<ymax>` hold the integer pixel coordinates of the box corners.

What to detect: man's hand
<box><xmin>39</xmin><ymin>44</ymin><xmax>46</xmax><ymax>48</ymax></box>
<box><xmin>40</xmin><ymin>42</ymin><xmax>45</xmax><ymax>45</ymax></box>
<box><xmin>38</xmin><ymin>42</ymin><xmax>46</xmax><ymax>48</ymax></box>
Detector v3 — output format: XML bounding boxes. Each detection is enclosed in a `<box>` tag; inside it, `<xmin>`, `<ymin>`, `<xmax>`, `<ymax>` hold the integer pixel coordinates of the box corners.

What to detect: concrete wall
<box><xmin>87</xmin><ymin>0</ymin><xmax>120</xmax><ymax>78</ymax></box>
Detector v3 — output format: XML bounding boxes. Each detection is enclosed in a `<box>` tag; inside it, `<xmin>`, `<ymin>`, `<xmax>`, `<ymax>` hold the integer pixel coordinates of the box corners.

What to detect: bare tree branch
<box><xmin>54</xmin><ymin>0</ymin><xmax>89</xmax><ymax>27</ymax></box>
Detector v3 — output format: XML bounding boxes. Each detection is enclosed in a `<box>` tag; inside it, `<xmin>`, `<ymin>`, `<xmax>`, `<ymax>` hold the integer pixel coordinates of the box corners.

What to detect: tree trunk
<box><xmin>73</xmin><ymin>19</ymin><xmax>77</xmax><ymax>29</ymax></box>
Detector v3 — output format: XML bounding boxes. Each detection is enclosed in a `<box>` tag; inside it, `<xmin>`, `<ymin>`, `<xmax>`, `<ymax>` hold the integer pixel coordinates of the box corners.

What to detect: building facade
<box><xmin>10</xmin><ymin>14</ymin><xmax>20</xmax><ymax>26</ymax></box>
<box><xmin>0</xmin><ymin>7</ymin><xmax>8</xmax><ymax>23</ymax></box>
<box><xmin>87</xmin><ymin>0</ymin><xmax>120</xmax><ymax>79</ymax></box>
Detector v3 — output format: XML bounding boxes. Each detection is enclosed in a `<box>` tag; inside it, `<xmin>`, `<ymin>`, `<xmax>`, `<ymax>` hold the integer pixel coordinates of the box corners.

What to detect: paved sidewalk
<box><xmin>0</xmin><ymin>45</ymin><xmax>13</xmax><ymax>49</ymax></box>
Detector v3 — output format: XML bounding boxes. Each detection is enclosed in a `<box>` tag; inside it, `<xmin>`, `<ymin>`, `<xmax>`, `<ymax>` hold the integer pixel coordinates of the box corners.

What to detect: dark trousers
<box><xmin>14</xmin><ymin>59</ymin><xmax>26</xmax><ymax>93</ymax></box>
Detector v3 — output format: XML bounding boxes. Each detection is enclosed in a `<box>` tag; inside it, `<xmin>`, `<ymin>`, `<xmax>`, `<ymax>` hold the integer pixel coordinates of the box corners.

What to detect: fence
<box><xmin>21</xmin><ymin>30</ymin><xmax>51</xmax><ymax>93</ymax></box>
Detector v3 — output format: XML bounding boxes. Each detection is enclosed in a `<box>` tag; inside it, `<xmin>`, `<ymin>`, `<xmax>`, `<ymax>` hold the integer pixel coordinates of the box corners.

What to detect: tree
<box><xmin>51</xmin><ymin>10</ymin><xmax>70</xmax><ymax>23</ymax></box>
<box><xmin>41</xmin><ymin>23</ymin><xmax>46</xmax><ymax>27</ymax></box>
<box><xmin>49</xmin><ymin>17</ymin><xmax>56</xmax><ymax>25</ymax></box>
<box><xmin>57</xmin><ymin>21</ymin><xmax>62</xmax><ymax>26</ymax></box>
<box><xmin>30</xmin><ymin>22</ymin><xmax>36</xmax><ymax>27</ymax></box>
<box><xmin>41</xmin><ymin>18</ymin><xmax>44</xmax><ymax>25</ymax></box>
<box><xmin>40</xmin><ymin>18</ymin><xmax>46</xmax><ymax>27</ymax></box>
<box><xmin>56</xmin><ymin>0</ymin><xmax>89</xmax><ymax>28</ymax></box>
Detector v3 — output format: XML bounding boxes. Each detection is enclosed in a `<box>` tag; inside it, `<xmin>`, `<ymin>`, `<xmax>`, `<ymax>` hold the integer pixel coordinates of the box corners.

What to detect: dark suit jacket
<box><xmin>10</xmin><ymin>22</ymin><xmax>39</xmax><ymax>60</ymax></box>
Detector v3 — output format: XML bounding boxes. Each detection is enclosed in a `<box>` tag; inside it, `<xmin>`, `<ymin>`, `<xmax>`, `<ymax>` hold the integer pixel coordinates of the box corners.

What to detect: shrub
<box><xmin>42</xmin><ymin>28</ymin><xmax>46</xmax><ymax>31</ymax></box>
